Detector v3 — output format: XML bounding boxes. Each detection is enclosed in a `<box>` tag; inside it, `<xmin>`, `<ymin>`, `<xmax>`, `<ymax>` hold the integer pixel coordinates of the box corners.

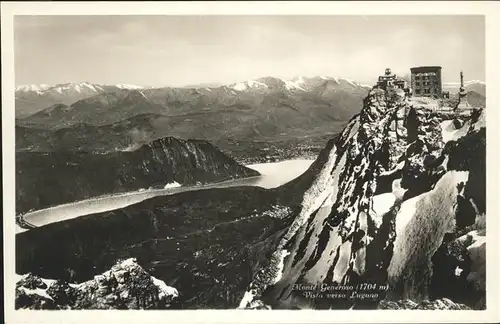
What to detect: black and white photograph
<box><xmin>2</xmin><ymin>2</ymin><xmax>500</xmax><ymax>323</ymax></box>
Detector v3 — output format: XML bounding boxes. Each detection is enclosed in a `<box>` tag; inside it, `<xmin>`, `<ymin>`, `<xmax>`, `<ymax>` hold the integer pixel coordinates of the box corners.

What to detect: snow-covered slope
<box><xmin>115</xmin><ymin>83</ymin><xmax>144</xmax><ymax>90</ymax></box>
<box><xmin>229</xmin><ymin>80</ymin><xmax>269</xmax><ymax>91</ymax></box>
<box><xmin>239</xmin><ymin>87</ymin><xmax>486</xmax><ymax>310</ymax></box>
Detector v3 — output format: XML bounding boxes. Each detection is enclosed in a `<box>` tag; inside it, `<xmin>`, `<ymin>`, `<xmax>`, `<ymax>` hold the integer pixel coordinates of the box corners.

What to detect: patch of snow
<box><xmin>284</xmin><ymin>78</ymin><xmax>306</xmax><ymax>91</ymax></box>
<box><xmin>232</xmin><ymin>82</ymin><xmax>247</xmax><ymax>91</ymax></box>
<box><xmin>82</xmin><ymin>83</ymin><xmax>97</xmax><ymax>92</ymax></box>
<box><xmin>231</xmin><ymin>80</ymin><xmax>268</xmax><ymax>91</ymax></box>
<box><xmin>471</xmin><ymin>110</ymin><xmax>486</xmax><ymax>132</ymax></box>
<box><xmin>440</xmin><ymin>120</ymin><xmax>461</xmax><ymax>143</ymax></box>
<box><xmin>139</xmin><ymin>91</ymin><xmax>148</xmax><ymax>99</ymax></box>
<box><xmin>18</xmin><ymin>287</ymin><xmax>53</xmax><ymax>301</ymax></box>
<box><xmin>95</xmin><ymin>84</ymin><xmax>105</xmax><ymax>91</ymax></box>
<box><xmin>15</xmin><ymin>84</ymin><xmax>52</xmax><ymax>92</ymax></box>
<box><xmin>372</xmin><ymin>193</ymin><xmax>396</xmax><ymax>225</ymax></box>
<box><xmin>272</xmin><ymin>250</ymin><xmax>290</xmax><ymax>285</ymax></box>
<box><xmin>15</xmin><ymin>273</ymin><xmax>28</xmax><ymax>282</ymax></box>
<box><xmin>16</xmin><ymin>225</ymin><xmax>28</xmax><ymax>234</ymax></box>
<box><xmin>116</xmin><ymin>84</ymin><xmax>143</xmax><ymax>90</ymax></box>
<box><xmin>247</xmin><ymin>80</ymin><xmax>267</xmax><ymax>89</ymax></box>
<box><xmin>392</xmin><ymin>179</ymin><xmax>407</xmax><ymax>200</ymax></box>
<box><xmin>40</xmin><ymin>278</ymin><xmax>57</xmax><ymax>287</ymax></box>
<box><xmin>120</xmin><ymin>258</ymin><xmax>138</xmax><ymax>268</ymax></box>
<box><xmin>388</xmin><ymin>171</ymin><xmax>470</xmax><ymax>280</ymax></box>
<box><xmin>151</xmin><ymin>276</ymin><xmax>179</xmax><ymax>299</ymax></box>
<box><xmin>441</xmin><ymin>119</ymin><xmax>474</xmax><ymax>143</ymax></box>
<box><xmin>238</xmin><ymin>290</ymin><xmax>256</xmax><ymax>309</ymax></box>
<box><xmin>465</xmin><ymin>230</ymin><xmax>486</xmax><ymax>251</ymax></box>
<box><xmin>394</xmin><ymin>194</ymin><xmax>422</xmax><ymax>235</ymax></box>
<box><xmin>164</xmin><ymin>182</ymin><xmax>181</xmax><ymax>189</ymax></box>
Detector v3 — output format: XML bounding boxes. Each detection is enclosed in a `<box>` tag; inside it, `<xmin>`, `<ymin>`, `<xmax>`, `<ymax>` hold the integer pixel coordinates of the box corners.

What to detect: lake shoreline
<box><xmin>16</xmin><ymin>159</ymin><xmax>315</xmax><ymax>233</ymax></box>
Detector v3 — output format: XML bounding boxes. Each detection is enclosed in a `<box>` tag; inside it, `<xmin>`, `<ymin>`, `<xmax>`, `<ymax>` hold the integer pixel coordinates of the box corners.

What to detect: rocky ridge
<box><xmin>16</xmin><ymin>258</ymin><xmax>178</xmax><ymax>309</ymax></box>
<box><xmin>239</xmin><ymin>88</ymin><xmax>486</xmax><ymax>310</ymax></box>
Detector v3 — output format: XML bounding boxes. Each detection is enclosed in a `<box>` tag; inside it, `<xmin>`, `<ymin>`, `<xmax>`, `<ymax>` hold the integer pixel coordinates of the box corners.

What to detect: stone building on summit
<box><xmin>376</xmin><ymin>68</ymin><xmax>408</xmax><ymax>91</ymax></box>
<box><xmin>410</xmin><ymin>66</ymin><xmax>442</xmax><ymax>98</ymax></box>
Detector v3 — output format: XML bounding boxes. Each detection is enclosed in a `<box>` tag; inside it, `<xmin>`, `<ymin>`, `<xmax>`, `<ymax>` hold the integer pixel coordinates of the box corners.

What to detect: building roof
<box><xmin>410</xmin><ymin>66</ymin><xmax>442</xmax><ymax>73</ymax></box>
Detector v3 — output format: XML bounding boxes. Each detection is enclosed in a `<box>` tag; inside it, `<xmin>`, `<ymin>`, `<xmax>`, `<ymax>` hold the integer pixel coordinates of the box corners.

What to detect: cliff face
<box><xmin>16</xmin><ymin>136</ymin><xmax>260</xmax><ymax>213</ymax></box>
<box><xmin>240</xmin><ymin>89</ymin><xmax>486</xmax><ymax>310</ymax></box>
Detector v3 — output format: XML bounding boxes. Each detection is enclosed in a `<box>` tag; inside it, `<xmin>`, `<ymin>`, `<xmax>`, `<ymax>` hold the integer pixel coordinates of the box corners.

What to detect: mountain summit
<box><xmin>239</xmin><ymin>89</ymin><xmax>486</xmax><ymax>310</ymax></box>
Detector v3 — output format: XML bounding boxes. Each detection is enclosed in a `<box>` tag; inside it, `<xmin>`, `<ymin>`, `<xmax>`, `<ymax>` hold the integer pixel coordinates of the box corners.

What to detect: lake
<box><xmin>16</xmin><ymin>159</ymin><xmax>314</xmax><ymax>233</ymax></box>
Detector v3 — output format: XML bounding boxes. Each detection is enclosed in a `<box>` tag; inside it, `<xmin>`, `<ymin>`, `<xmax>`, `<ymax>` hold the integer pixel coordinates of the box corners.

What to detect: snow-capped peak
<box><xmin>15</xmin><ymin>84</ymin><xmax>52</xmax><ymax>93</ymax></box>
<box><xmin>284</xmin><ymin>77</ymin><xmax>306</xmax><ymax>91</ymax></box>
<box><xmin>116</xmin><ymin>84</ymin><xmax>144</xmax><ymax>90</ymax></box>
<box><xmin>16</xmin><ymin>82</ymin><xmax>144</xmax><ymax>94</ymax></box>
<box><xmin>50</xmin><ymin>82</ymin><xmax>104</xmax><ymax>94</ymax></box>
<box><xmin>230</xmin><ymin>80</ymin><xmax>268</xmax><ymax>91</ymax></box>
<box><xmin>16</xmin><ymin>82</ymin><xmax>105</xmax><ymax>95</ymax></box>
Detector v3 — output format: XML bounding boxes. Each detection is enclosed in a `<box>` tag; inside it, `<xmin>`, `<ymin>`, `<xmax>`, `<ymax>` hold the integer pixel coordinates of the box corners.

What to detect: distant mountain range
<box><xmin>15</xmin><ymin>77</ymin><xmax>485</xmax><ymax>157</ymax></box>
<box><xmin>15</xmin><ymin>77</ymin><xmax>371</xmax><ymax>120</ymax></box>
<box><xmin>15</xmin><ymin>82</ymin><xmax>145</xmax><ymax>118</ymax></box>
<box><xmin>442</xmin><ymin>80</ymin><xmax>486</xmax><ymax>96</ymax></box>
<box><xmin>15</xmin><ymin>76</ymin><xmax>372</xmax><ymax>153</ymax></box>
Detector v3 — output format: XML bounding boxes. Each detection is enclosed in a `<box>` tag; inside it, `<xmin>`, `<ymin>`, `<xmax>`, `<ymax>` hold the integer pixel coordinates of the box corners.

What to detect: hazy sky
<box><xmin>14</xmin><ymin>15</ymin><xmax>485</xmax><ymax>87</ymax></box>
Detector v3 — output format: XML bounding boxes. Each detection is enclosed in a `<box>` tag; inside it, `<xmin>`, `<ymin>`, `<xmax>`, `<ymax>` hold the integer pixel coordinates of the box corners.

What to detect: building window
<box><xmin>415</xmin><ymin>89</ymin><xmax>421</xmax><ymax>95</ymax></box>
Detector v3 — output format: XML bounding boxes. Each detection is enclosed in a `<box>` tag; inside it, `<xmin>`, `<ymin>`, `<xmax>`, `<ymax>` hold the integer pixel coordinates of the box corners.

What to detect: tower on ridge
<box><xmin>454</xmin><ymin>70</ymin><xmax>472</xmax><ymax>111</ymax></box>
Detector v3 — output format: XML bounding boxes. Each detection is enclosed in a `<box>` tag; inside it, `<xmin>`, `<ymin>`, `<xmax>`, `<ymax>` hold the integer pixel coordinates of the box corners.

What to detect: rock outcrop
<box><xmin>239</xmin><ymin>88</ymin><xmax>486</xmax><ymax>310</ymax></box>
<box><xmin>16</xmin><ymin>136</ymin><xmax>259</xmax><ymax>213</ymax></box>
<box><xmin>16</xmin><ymin>258</ymin><xmax>178</xmax><ymax>309</ymax></box>
<box><xmin>378</xmin><ymin>298</ymin><xmax>471</xmax><ymax>310</ymax></box>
